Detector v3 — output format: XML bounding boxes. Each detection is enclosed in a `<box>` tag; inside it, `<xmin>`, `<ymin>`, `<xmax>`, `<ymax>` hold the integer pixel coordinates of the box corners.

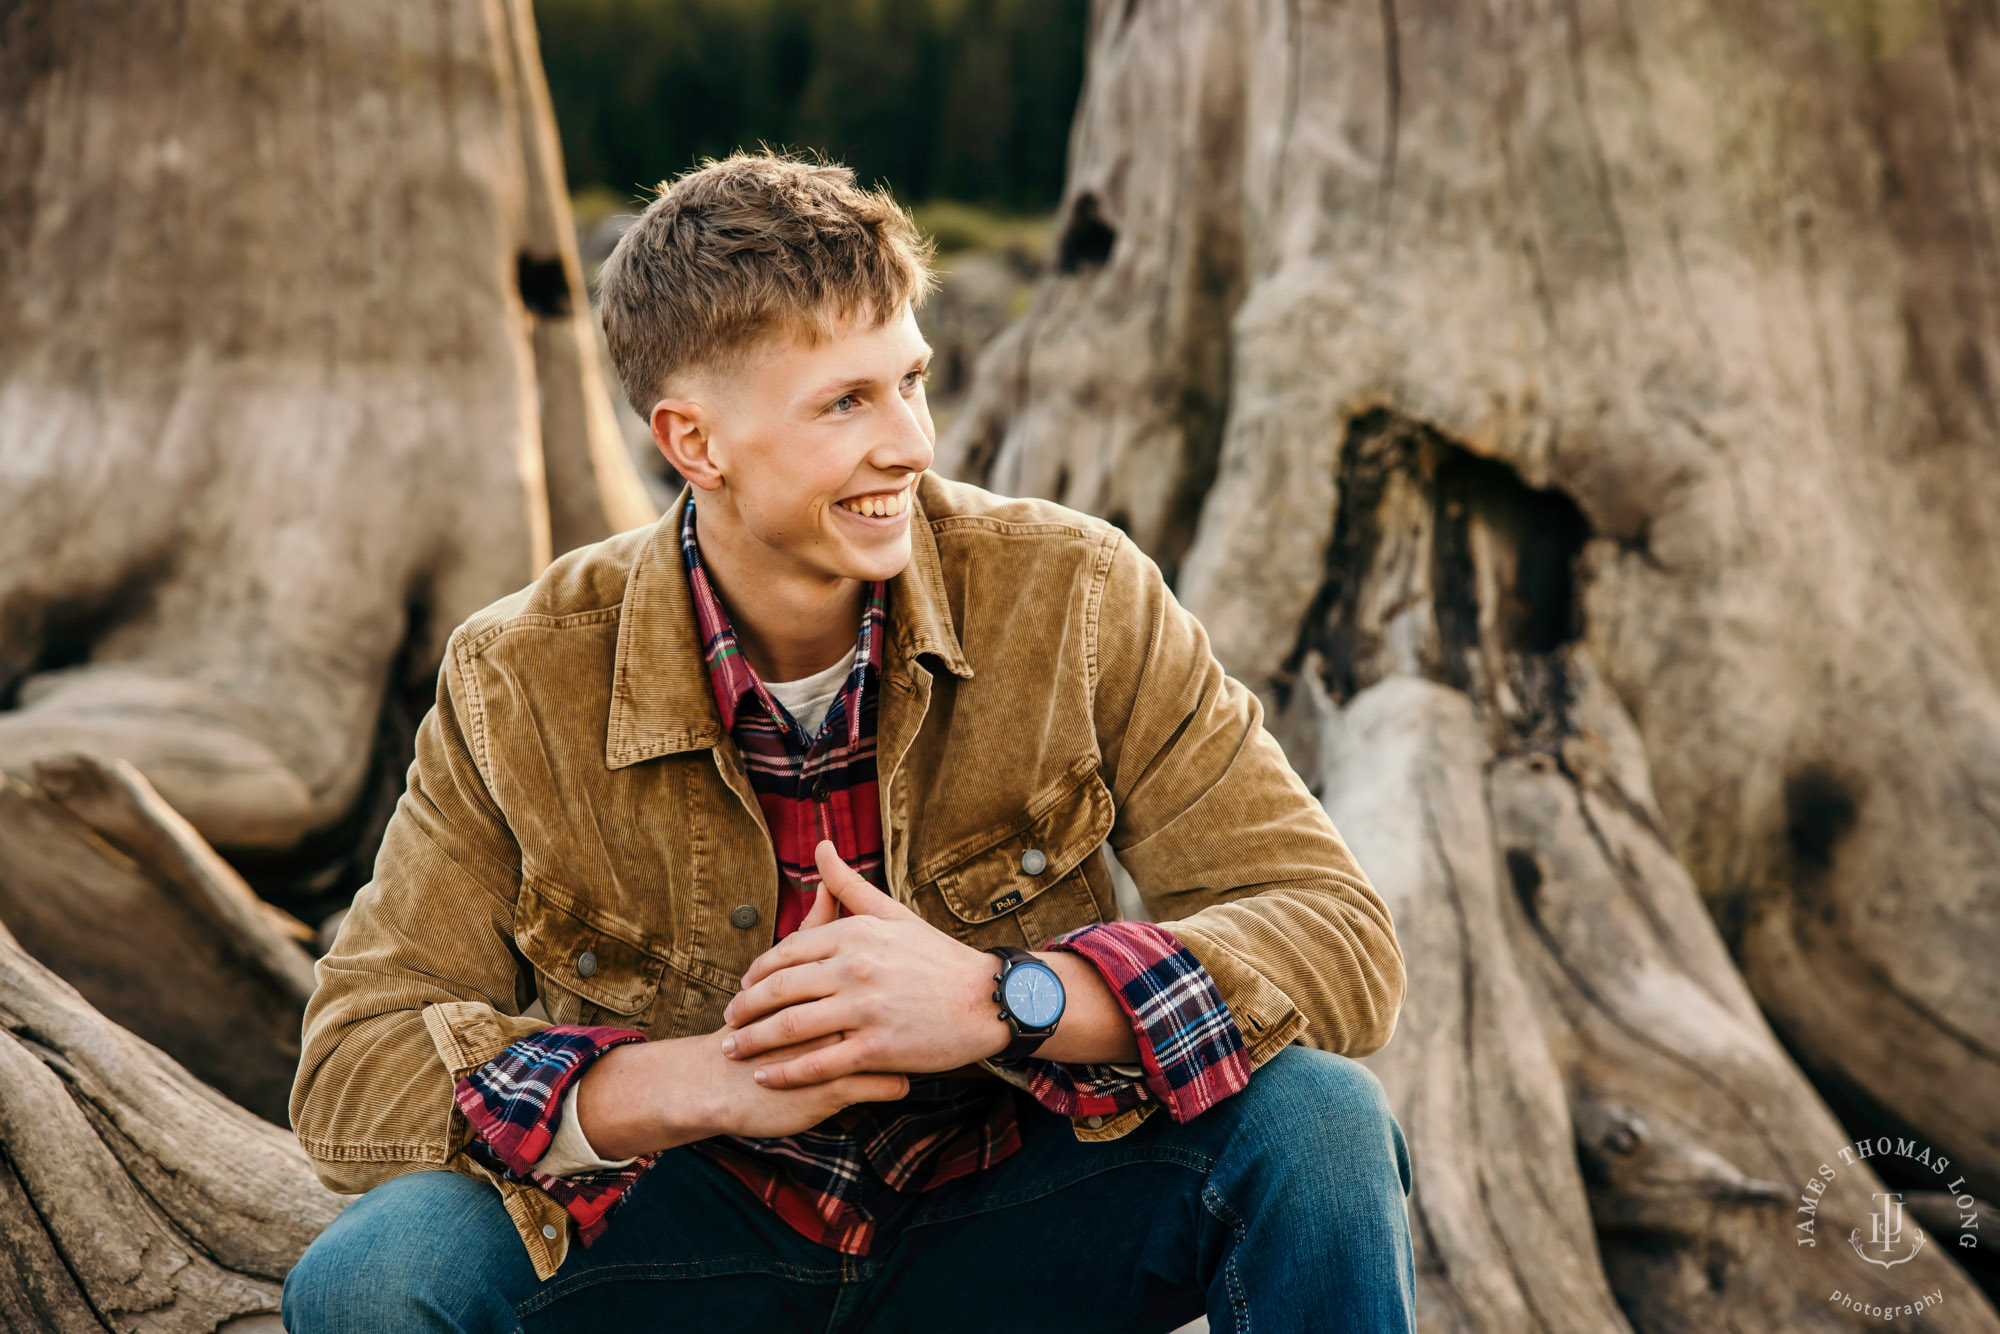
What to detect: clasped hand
<box><xmin>719</xmin><ymin>840</ymin><xmax>1009</xmax><ymax>1091</ymax></box>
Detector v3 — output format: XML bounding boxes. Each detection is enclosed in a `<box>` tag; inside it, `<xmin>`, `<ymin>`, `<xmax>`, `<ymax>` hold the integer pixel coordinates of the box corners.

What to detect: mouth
<box><xmin>832</xmin><ymin>481</ymin><xmax>913</xmax><ymax>525</ymax></box>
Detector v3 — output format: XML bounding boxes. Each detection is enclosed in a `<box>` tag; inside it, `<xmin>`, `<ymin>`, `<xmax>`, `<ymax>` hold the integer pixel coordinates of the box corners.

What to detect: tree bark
<box><xmin>941</xmin><ymin>1</ymin><xmax>2000</xmax><ymax>1328</ymax></box>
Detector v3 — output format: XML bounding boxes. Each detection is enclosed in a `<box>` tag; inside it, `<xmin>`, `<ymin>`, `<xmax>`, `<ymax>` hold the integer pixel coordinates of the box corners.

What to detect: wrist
<box><xmin>1024</xmin><ymin>950</ymin><xmax>1140</xmax><ymax>1065</ymax></box>
<box><xmin>574</xmin><ymin>1036</ymin><xmax>713</xmax><ymax>1158</ymax></box>
<box><xmin>965</xmin><ymin>947</ymin><xmax>1014</xmax><ymax>1061</ymax></box>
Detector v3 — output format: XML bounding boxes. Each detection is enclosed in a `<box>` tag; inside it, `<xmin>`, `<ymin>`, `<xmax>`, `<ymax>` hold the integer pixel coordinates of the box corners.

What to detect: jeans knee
<box><xmin>283</xmin><ymin>1170</ymin><xmax>534</xmax><ymax>1334</ymax></box>
<box><xmin>1234</xmin><ymin>1046</ymin><xmax>1408</xmax><ymax>1194</ymax></box>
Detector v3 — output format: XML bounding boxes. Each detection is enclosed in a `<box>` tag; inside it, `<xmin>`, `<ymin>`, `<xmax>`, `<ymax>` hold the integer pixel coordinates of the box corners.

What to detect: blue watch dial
<box><xmin>1002</xmin><ymin>959</ymin><xmax>1065</xmax><ymax>1028</ymax></box>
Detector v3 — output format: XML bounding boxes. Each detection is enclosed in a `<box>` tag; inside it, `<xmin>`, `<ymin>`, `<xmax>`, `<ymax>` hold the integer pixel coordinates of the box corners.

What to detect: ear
<box><xmin>651</xmin><ymin>395</ymin><xmax>721</xmax><ymax>489</ymax></box>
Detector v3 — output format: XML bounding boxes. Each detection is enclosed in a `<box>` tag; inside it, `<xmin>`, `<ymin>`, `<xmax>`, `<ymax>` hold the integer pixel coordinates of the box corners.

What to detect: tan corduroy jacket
<box><xmin>290</xmin><ymin>471</ymin><xmax>1406</xmax><ymax>1280</ymax></box>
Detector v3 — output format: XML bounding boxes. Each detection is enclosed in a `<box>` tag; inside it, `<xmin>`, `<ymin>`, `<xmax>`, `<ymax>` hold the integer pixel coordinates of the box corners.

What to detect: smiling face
<box><xmin>656</xmin><ymin>302</ymin><xmax>936</xmax><ymax>590</ymax></box>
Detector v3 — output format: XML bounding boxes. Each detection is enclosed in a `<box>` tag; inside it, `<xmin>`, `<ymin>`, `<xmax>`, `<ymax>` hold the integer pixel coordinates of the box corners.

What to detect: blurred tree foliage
<box><xmin>534</xmin><ymin>0</ymin><xmax>1089</xmax><ymax>207</ymax></box>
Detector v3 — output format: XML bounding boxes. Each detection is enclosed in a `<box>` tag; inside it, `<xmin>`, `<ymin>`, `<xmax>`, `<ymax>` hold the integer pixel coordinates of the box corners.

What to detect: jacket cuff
<box><xmin>453</xmin><ymin>1025</ymin><xmax>654</xmax><ymax>1245</ymax></box>
<box><xmin>1039</xmin><ymin>920</ymin><xmax>1254</xmax><ymax>1123</ymax></box>
<box><xmin>1151</xmin><ymin>920</ymin><xmax>1311</xmax><ymax>1067</ymax></box>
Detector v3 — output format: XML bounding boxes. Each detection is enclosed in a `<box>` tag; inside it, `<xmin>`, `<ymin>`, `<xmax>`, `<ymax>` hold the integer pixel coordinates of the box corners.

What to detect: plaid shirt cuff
<box><xmin>454</xmin><ymin>1025</ymin><xmax>655</xmax><ymax>1245</ymax></box>
<box><xmin>1019</xmin><ymin>920</ymin><xmax>1253</xmax><ymax>1123</ymax></box>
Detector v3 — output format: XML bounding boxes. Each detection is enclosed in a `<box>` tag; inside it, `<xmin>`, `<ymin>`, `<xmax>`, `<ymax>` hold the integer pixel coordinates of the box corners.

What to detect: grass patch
<box><xmin>910</xmin><ymin>200</ymin><xmax>1053</xmax><ymax>257</ymax></box>
<box><xmin>572</xmin><ymin>184</ymin><xmax>647</xmax><ymax>231</ymax></box>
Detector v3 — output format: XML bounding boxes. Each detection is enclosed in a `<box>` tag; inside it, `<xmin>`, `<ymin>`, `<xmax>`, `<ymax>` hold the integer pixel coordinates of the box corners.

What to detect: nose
<box><xmin>874</xmin><ymin>386</ymin><xmax>935</xmax><ymax>475</ymax></box>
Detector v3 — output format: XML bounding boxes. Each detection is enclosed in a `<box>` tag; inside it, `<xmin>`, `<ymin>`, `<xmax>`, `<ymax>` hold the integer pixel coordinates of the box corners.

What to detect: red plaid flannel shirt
<box><xmin>454</xmin><ymin>499</ymin><xmax>1253</xmax><ymax>1255</ymax></box>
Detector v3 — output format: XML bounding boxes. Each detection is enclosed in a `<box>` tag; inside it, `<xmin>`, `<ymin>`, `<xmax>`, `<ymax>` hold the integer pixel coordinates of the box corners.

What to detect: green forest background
<box><xmin>536</xmin><ymin>0</ymin><xmax>1089</xmax><ymax>226</ymax></box>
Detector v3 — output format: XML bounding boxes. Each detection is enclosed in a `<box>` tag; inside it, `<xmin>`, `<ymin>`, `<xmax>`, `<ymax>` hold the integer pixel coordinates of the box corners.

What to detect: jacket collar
<box><xmin>604</xmin><ymin>473</ymin><xmax>973</xmax><ymax>770</ymax></box>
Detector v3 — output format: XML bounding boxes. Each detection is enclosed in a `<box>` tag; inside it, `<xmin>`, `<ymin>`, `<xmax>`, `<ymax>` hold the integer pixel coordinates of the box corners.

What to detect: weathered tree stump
<box><xmin>941</xmin><ymin>1</ymin><xmax>2000</xmax><ymax>1327</ymax></box>
<box><xmin>0</xmin><ymin>0</ymin><xmax>652</xmax><ymax>865</ymax></box>
<box><xmin>1311</xmin><ymin>420</ymin><xmax>1991</xmax><ymax>1329</ymax></box>
<box><xmin>0</xmin><ymin>5</ymin><xmax>649</xmax><ymax>1318</ymax></box>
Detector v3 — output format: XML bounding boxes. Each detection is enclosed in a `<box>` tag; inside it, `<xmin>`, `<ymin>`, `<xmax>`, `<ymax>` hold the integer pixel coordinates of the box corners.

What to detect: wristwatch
<box><xmin>983</xmin><ymin>945</ymin><xmax>1066</xmax><ymax>1061</ymax></box>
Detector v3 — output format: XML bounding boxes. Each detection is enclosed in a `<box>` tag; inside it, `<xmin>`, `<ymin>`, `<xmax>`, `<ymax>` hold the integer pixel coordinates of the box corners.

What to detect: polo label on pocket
<box><xmin>989</xmin><ymin>889</ymin><xmax>1024</xmax><ymax>916</ymax></box>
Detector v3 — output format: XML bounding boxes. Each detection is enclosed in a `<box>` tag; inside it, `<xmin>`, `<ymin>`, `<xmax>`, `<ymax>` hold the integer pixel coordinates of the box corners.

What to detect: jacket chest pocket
<box><xmin>514</xmin><ymin>873</ymin><xmax>674</xmax><ymax>1031</ymax></box>
<box><xmin>910</xmin><ymin>760</ymin><xmax>1117</xmax><ymax>950</ymax></box>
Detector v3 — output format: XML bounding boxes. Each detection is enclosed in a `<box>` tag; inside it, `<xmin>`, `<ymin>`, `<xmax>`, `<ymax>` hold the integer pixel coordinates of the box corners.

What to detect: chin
<box><xmin>837</xmin><ymin>532</ymin><xmax>913</xmax><ymax>583</ymax></box>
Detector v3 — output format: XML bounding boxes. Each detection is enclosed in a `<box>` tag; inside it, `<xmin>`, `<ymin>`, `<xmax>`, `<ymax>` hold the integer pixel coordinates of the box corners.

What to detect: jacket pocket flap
<box><xmin>515</xmin><ymin>873</ymin><xmax>667</xmax><ymax>1016</ymax></box>
<box><xmin>921</xmin><ymin>760</ymin><xmax>1116</xmax><ymax>925</ymax></box>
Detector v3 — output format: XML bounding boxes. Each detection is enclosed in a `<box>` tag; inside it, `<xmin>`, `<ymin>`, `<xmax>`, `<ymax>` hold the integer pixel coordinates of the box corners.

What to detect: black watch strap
<box><xmin>984</xmin><ymin>945</ymin><xmax>1059</xmax><ymax>1061</ymax></box>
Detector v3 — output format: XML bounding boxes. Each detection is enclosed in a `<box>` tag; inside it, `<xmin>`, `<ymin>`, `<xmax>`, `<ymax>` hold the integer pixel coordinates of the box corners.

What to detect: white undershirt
<box><xmin>764</xmin><ymin>648</ymin><xmax>858</xmax><ymax>738</ymax></box>
<box><xmin>532</xmin><ymin>648</ymin><xmax>860</xmax><ymax>1177</ymax></box>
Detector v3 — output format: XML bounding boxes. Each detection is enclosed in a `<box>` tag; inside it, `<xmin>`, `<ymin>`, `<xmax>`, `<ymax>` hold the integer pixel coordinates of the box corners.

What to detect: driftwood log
<box><xmin>941</xmin><ymin>0</ymin><xmax>2000</xmax><ymax>1329</ymax></box>
<box><xmin>0</xmin><ymin>913</ymin><xmax>344</xmax><ymax>1330</ymax></box>
<box><xmin>0</xmin><ymin>757</ymin><xmax>315</xmax><ymax>1124</ymax></box>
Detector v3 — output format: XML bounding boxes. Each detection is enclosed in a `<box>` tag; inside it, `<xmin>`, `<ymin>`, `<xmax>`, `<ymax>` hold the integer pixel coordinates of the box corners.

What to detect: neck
<box><xmin>693</xmin><ymin>498</ymin><xmax>867</xmax><ymax>683</ymax></box>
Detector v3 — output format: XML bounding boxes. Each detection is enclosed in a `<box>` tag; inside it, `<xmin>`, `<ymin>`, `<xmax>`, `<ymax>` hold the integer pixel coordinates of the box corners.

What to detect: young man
<box><xmin>283</xmin><ymin>152</ymin><xmax>1415</xmax><ymax>1333</ymax></box>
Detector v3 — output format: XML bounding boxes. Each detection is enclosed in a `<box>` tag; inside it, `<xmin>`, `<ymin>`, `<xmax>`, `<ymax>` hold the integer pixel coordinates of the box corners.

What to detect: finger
<box><xmin>725</xmin><ymin>997</ymin><xmax>854</xmax><ymax>1061</ymax></box>
<box><xmin>723</xmin><ymin>957</ymin><xmax>841</xmax><ymax>1029</ymax></box>
<box><xmin>752</xmin><ymin>1032</ymin><xmax>880</xmax><ymax>1089</ymax></box>
<box><xmin>762</xmin><ymin>1030</ymin><xmax>844</xmax><ymax>1058</ymax></box>
<box><xmin>825</xmin><ymin>1072</ymin><xmax>911</xmax><ymax>1105</ymax></box>
<box><xmin>841</xmin><ymin>1076</ymin><xmax>910</xmax><ymax>1104</ymax></box>
<box><xmin>814</xmin><ymin>840</ymin><xmax>915</xmax><ymax>921</ymax></box>
<box><xmin>739</xmin><ymin>918</ymin><xmax>854</xmax><ymax>990</ymax></box>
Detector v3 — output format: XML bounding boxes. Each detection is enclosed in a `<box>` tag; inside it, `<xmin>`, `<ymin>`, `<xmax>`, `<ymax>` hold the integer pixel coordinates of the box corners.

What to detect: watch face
<box><xmin>1003</xmin><ymin>960</ymin><xmax>1065</xmax><ymax>1028</ymax></box>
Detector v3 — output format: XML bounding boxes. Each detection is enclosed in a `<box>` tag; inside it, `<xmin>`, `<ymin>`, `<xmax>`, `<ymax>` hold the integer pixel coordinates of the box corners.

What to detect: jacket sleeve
<box><xmin>289</xmin><ymin>627</ymin><xmax>551</xmax><ymax>1196</ymax></box>
<box><xmin>1090</xmin><ymin>530</ymin><xmax>1406</xmax><ymax>1066</ymax></box>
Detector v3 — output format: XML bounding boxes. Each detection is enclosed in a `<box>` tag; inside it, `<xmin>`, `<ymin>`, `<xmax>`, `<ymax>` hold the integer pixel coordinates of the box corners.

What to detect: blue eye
<box><xmin>832</xmin><ymin>393</ymin><xmax>860</xmax><ymax>413</ymax></box>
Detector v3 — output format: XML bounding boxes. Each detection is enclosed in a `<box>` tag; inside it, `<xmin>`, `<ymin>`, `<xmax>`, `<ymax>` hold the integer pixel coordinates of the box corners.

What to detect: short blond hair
<box><xmin>597</xmin><ymin>150</ymin><xmax>938</xmax><ymax>415</ymax></box>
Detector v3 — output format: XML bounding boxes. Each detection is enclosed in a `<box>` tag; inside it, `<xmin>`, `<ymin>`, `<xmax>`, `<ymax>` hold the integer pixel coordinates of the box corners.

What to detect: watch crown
<box><xmin>992</xmin><ymin>989</ymin><xmax>1003</xmax><ymax>1003</ymax></box>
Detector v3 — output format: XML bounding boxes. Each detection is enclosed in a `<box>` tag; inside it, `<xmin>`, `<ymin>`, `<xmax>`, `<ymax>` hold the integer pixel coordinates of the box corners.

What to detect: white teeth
<box><xmin>840</xmin><ymin>488</ymin><xmax>906</xmax><ymax>517</ymax></box>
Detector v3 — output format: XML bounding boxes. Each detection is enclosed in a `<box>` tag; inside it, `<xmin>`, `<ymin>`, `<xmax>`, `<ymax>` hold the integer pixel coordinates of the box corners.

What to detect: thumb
<box><xmin>797</xmin><ymin>876</ymin><xmax>839</xmax><ymax>931</ymax></box>
<box><xmin>814</xmin><ymin>840</ymin><xmax>912</xmax><ymax>920</ymax></box>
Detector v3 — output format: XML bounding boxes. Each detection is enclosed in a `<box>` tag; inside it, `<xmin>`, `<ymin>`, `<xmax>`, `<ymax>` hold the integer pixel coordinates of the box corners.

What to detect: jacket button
<box><xmin>1020</xmin><ymin>848</ymin><xmax>1047</xmax><ymax>875</ymax></box>
<box><xmin>730</xmin><ymin>904</ymin><xmax>760</xmax><ymax>930</ymax></box>
<box><xmin>542</xmin><ymin>1223</ymin><xmax>559</xmax><ymax>1240</ymax></box>
<box><xmin>811</xmin><ymin>776</ymin><xmax>831</xmax><ymax>802</ymax></box>
<box><xmin>574</xmin><ymin>950</ymin><xmax>598</xmax><ymax>979</ymax></box>
<box><xmin>1082</xmin><ymin>1115</ymin><xmax>1104</xmax><ymax>1128</ymax></box>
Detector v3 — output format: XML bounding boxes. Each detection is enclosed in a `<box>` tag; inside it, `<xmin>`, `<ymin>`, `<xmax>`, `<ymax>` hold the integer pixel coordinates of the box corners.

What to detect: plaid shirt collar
<box><xmin>604</xmin><ymin>480</ymin><xmax>973</xmax><ymax>770</ymax></box>
<box><xmin>678</xmin><ymin>495</ymin><xmax>885</xmax><ymax>745</ymax></box>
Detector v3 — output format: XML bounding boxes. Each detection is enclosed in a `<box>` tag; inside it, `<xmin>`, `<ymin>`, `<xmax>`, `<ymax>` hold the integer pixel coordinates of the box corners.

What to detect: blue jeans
<box><xmin>283</xmin><ymin>1045</ymin><xmax>1416</xmax><ymax>1333</ymax></box>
